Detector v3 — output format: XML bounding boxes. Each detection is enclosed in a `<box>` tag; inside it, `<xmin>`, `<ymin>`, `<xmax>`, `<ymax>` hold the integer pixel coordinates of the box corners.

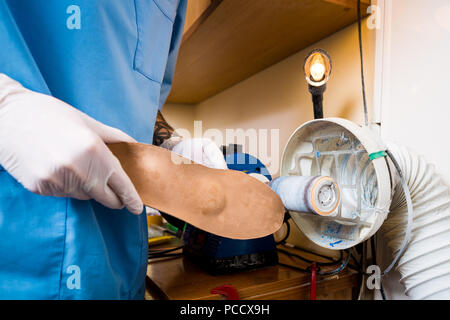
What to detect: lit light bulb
<box><xmin>310</xmin><ymin>61</ymin><xmax>326</xmax><ymax>82</ymax></box>
<box><xmin>304</xmin><ymin>49</ymin><xmax>332</xmax><ymax>87</ymax></box>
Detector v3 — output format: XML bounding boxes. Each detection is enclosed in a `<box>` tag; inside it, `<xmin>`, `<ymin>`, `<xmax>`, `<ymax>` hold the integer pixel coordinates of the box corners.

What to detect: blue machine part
<box><xmin>183</xmin><ymin>153</ymin><xmax>278</xmax><ymax>274</ymax></box>
<box><xmin>225</xmin><ymin>153</ymin><xmax>272</xmax><ymax>181</ymax></box>
<box><xmin>184</xmin><ymin>226</ymin><xmax>277</xmax><ymax>259</ymax></box>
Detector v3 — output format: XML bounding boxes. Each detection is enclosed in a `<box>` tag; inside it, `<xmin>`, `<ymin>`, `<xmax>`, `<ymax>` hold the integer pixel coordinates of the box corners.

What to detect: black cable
<box><xmin>278</xmin><ymin>247</ymin><xmax>343</xmax><ymax>267</ymax></box>
<box><xmin>148</xmin><ymin>253</ymin><xmax>183</xmax><ymax>260</ymax></box>
<box><xmin>354</xmin><ymin>244</ymin><xmax>365</xmax><ymax>298</ymax></box>
<box><xmin>349</xmin><ymin>246</ymin><xmax>362</xmax><ymax>269</ymax></box>
<box><xmin>148</xmin><ymin>245</ymin><xmax>184</xmax><ymax>255</ymax></box>
<box><xmin>347</xmin><ymin>263</ymin><xmax>365</xmax><ymax>274</ymax></box>
<box><xmin>350</xmin><ymin>253</ymin><xmax>361</xmax><ymax>268</ymax></box>
<box><xmin>278</xmin><ymin>248</ymin><xmax>315</xmax><ymax>265</ymax></box>
<box><xmin>360</xmin><ymin>242</ymin><xmax>365</xmax><ymax>269</ymax></box>
<box><xmin>380</xmin><ymin>279</ymin><xmax>387</xmax><ymax>300</ymax></box>
<box><xmin>371</xmin><ymin>236</ymin><xmax>387</xmax><ymax>300</ymax></box>
<box><xmin>276</xmin><ymin>211</ymin><xmax>292</xmax><ymax>245</ymax></box>
<box><xmin>317</xmin><ymin>249</ymin><xmax>351</xmax><ymax>276</ymax></box>
<box><xmin>370</xmin><ymin>236</ymin><xmax>376</xmax><ymax>266</ymax></box>
<box><xmin>382</xmin><ymin>149</ymin><xmax>413</xmax><ymax>277</ymax></box>
<box><xmin>148</xmin><ymin>245</ymin><xmax>184</xmax><ymax>260</ymax></box>
<box><xmin>275</xmin><ymin>220</ymin><xmax>291</xmax><ymax>245</ymax></box>
<box><xmin>277</xmin><ymin>248</ymin><xmax>350</xmax><ymax>276</ymax></box>
<box><xmin>357</xmin><ymin>0</ymin><xmax>369</xmax><ymax>126</ymax></box>
<box><xmin>289</xmin><ymin>244</ymin><xmax>338</xmax><ymax>262</ymax></box>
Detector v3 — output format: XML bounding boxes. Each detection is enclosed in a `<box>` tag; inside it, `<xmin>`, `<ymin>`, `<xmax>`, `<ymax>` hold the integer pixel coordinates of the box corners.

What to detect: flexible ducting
<box><xmin>382</xmin><ymin>142</ymin><xmax>450</xmax><ymax>299</ymax></box>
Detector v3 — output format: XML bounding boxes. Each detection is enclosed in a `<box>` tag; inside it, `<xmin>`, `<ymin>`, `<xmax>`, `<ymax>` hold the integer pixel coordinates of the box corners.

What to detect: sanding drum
<box><xmin>269</xmin><ymin>176</ymin><xmax>340</xmax><ymax>216</ymax></box>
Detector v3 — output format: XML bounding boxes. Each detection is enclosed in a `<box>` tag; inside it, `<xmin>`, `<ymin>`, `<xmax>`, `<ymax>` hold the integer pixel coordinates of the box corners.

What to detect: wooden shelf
<box><xmin>167</xmin><ymin>0</ymin><xmax>370</xmax><ymax>104</ymax></box>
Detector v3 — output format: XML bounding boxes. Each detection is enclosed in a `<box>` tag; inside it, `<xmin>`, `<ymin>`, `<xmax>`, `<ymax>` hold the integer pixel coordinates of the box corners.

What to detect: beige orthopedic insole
<box><xmin>108</xmin><ymin>142</ymin><xmax>284</xmax><ymax>240</ymax></box>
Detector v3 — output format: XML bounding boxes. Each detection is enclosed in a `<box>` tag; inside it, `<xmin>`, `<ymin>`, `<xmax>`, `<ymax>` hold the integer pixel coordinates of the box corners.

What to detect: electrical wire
<box><xmin>148</xmin><ymin>245</ymin><xmax>184</xmax><ymax>260</ymax></box>
<box><xmin>278</xmin><ymin>246</ymin><xmax>344</xmax><ymax>267</ymax></box>
<box><xmin>286</xmin><ymin>243</ymin><xmax>339</xmax><ymax>262</ymax></box>
<box><xmin>381</xmin><ymin>150</ymin><xmax>413</xmax><ymax>277</ymax></box>
<box><xmin>357</xmin><ymin>240</ymin><xmax>368</xmax><ymax>299</ymax></box>
<box><xmin>148</xmin><ymin>245</ymin><xmax>184</xmax><ymax>255</ymax></box>
<box><xmin>276</xmin><ymin>211</ymin><xmax>353</xmax><ymax>276</ymax></box>
<box><xmin>278</xmin><ymin>248</ymin><xmax>323</xmax><ymax>265</ymax></box>
<box><xmin>319</xmin><ymin>250</ymin><xmax>351</xmax><ymax>276</ymax></box>
<box><xmin>275</xmin><ymin>220</ymin><xmax>291</xmax><ymax>245</ymax></box>
<box><xmin>350</xmin><ymin>252</ymin><xmax>361</xmax><ymax>268</ymax></box>
<box><xmin>278</xmin><ymin>247</ymin><xmax>350</xmax><ymax>276</ymax></box>
<box><xmin>357</xmin><ymin>0</ymin><xmax>413</xmax><ymax>290</ymax></box>
<box><xmin>357</xmin><ymin>0</ymin><xmax>369</xmax><ymax>127</ymax></box>
<box><xmin>278</xmin><ymin>244</ymin><xmax>364</xmax><ymax>274</ymax></box>
<box><xmin>275</xmin><ymin>211</ymin><xmax>292</xmax><ymax>245</ymax></box>
<box><xmin>371</xmin><ymin>236</ymin><xmax>386</xmax><ymax>300</ymax></box>
<box><xmin>148</xmin><ymin>253</ymin><xmax>183</xmax><ymax>260</ymax></box>
<box><xmin>347</xmin><ymin>263</ymin><xmax>364</xmax><ymax>274</ymax></box>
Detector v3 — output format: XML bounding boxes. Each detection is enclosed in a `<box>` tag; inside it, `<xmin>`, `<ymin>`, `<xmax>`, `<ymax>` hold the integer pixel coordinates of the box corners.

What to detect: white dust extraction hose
<box><xmin>382</xmin><ymin>142</ymin><xmax>450</xmax><ymax>299</ymax></box>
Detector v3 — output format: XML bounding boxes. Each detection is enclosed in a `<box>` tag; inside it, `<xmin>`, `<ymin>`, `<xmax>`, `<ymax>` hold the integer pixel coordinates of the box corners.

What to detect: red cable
<box><xmin>310</xmin><ymin>263</ymin><xmax>317</xmax><ymax>300</ymax></box>
<box><xmin>211</xmin><ymin>285</ymin><xmax>239</xmax><ymax>300</ymax></box>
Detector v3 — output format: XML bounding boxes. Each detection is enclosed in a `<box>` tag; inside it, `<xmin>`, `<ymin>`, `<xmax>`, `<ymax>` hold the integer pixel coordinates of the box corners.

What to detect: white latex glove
<box><xmin>0</xmin><ymin>74</ymin><xmax>143</xmax><ymax>214</ymax></box>
<box><xmin>161</xmin><ymin>137</ymin><xmax>228</xmax><ymax>169</ymax></box>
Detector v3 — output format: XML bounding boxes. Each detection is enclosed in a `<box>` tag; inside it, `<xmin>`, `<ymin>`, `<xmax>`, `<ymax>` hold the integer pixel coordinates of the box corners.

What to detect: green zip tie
<box><xmin>369</xmin><ymin>150</ymin><xmax>387</xmax><ymax>161</ymax></box>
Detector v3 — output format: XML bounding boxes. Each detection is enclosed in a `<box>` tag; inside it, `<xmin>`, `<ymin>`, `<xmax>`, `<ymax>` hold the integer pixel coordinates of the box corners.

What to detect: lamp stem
<box><xmin>312</xmin><ymin>93</ymin><xmax>324</xmax><ymax>119</ymax></box>
<box><xmin>308</xmin><ymin>84</ymin><xmax>326</xmax><ymax>119</ymax></box>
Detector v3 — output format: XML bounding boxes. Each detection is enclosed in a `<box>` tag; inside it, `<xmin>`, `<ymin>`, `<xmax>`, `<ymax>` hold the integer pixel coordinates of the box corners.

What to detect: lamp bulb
<box><xmin>304</xmin><ymin>49</ymin><xmax>332</xmax><ymax>87</ymax></box>
<box><xmin>310</xmin><ymin>62</ymin><xmax>326</xmax><ymax>82</ymax></box>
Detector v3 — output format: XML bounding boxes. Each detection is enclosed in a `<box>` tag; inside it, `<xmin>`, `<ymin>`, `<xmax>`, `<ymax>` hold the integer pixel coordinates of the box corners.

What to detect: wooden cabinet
<box><xmin>167</xmin><ymin>0</ymin><xmax>371</xmax><ymax>104</ymax></box>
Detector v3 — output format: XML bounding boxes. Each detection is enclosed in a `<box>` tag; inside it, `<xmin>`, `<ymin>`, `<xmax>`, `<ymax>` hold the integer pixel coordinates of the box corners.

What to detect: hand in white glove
<box><xmin>161</xmin><ymin>136</ymin><xmax>228</xmax><ymax>169</ymax></box>
<box><xmin>0</xmin><ymin>74</ymin><xmax>143</xmax><ymax>214</ymax></box>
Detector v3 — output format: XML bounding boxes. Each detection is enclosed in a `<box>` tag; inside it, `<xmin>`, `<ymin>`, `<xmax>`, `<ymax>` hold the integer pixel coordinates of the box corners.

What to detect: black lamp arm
<box><xmin>308</xmin><ymin>84</ymin><xmax>326</xmax><ymax>119</ymax></box>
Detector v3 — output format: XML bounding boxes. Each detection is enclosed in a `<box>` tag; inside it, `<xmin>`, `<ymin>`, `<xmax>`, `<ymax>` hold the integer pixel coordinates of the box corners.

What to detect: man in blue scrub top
<box><xmin>0</xmin><ymin>0</ymin><xmax>227</xmax><ymax>299</ymax></box>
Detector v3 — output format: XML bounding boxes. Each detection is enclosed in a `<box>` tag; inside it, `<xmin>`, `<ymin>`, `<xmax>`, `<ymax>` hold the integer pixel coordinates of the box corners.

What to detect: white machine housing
<box><xmin>281</xmin><ymin>118</ymin><xmax>392</xmax><ymax>250</ymax></box>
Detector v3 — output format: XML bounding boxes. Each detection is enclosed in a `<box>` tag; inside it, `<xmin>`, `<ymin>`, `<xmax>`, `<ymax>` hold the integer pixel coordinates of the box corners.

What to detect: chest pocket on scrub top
<box><xmin>133</xmin><ymin>0</ymin><xmax>178</xmax><ymax>83</ymax></box>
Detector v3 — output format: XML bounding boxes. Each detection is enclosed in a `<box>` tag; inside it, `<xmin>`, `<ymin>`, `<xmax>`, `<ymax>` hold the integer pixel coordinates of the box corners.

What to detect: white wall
<box><xmin>377</xmin><ymin>0</ymin><xmax>450</xmax><ymax>186</ymax></box>
<box><xmin>162</xmin><ymin>102</ymin><xmax>195</xmax><ymax>139</ymax></box>
<box><xmin>371</xmin><ymin>0</ymin><xmax>450</xmax><ymax>299</ymax></box>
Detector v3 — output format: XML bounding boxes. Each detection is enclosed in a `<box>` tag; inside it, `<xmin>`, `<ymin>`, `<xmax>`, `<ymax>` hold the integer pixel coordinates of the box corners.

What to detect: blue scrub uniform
<box><xmin>0</xmin><ymin>0</ymin><xmax>186</xmax><ymax>299</ymax></box>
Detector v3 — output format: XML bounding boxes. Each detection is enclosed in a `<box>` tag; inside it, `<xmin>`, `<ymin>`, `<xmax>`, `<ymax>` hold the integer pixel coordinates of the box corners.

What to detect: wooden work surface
<box><xmin>146</xmin><ymin>243</ymin><xmax>359</xmax><ymax>300</ymax></box>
